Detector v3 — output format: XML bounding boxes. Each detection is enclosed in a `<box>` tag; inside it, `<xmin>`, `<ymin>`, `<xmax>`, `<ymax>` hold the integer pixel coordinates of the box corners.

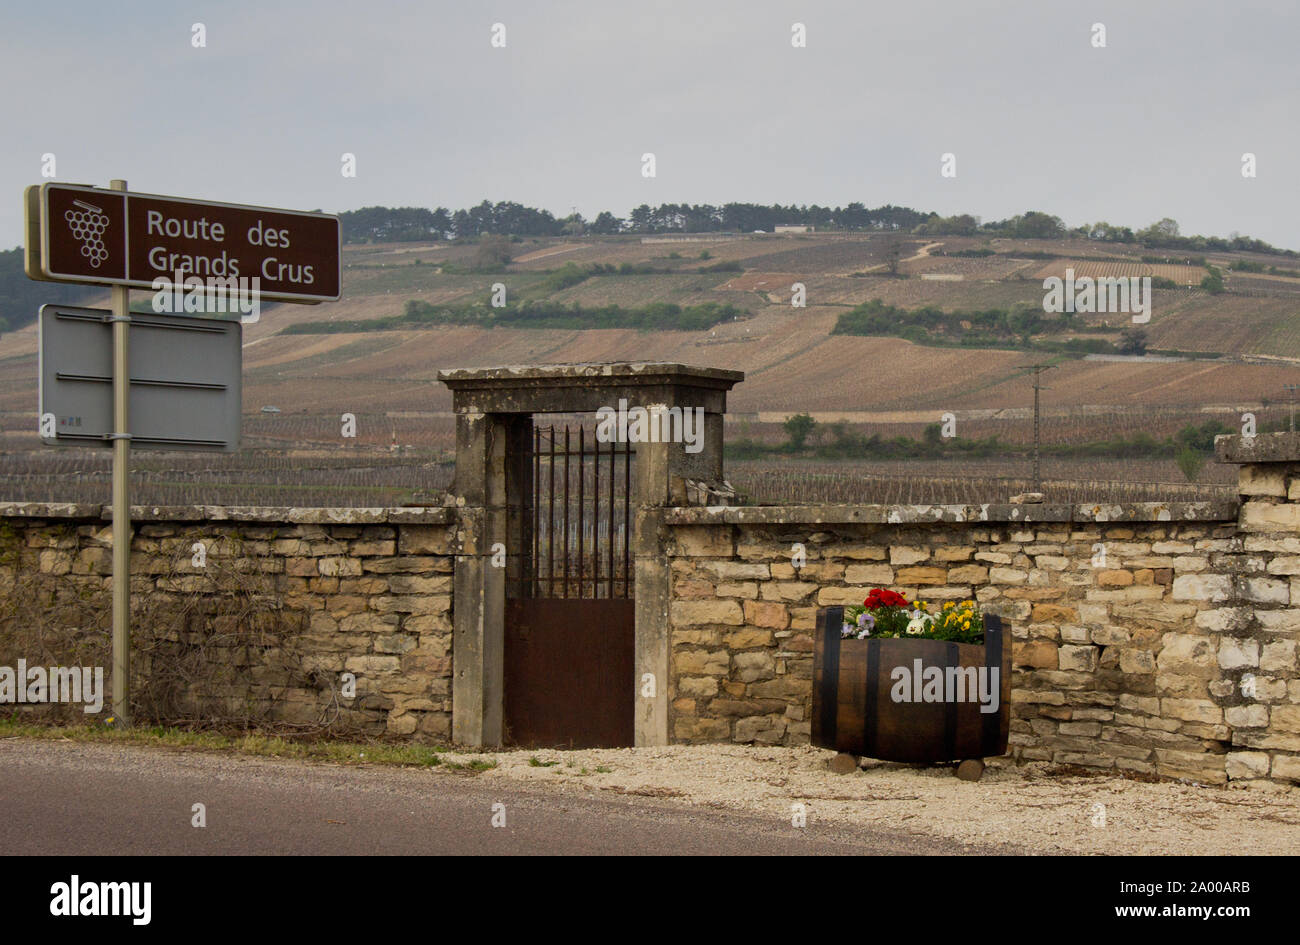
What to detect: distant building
<box><xmin>774</xmin><ymin>224</ymin><xmax>814</xmax><ymax>234</ymax></box>
<box><xmin>260</xmin><ymin>406</ymin><xmax>281</xmax><ymax>414</ymax></box>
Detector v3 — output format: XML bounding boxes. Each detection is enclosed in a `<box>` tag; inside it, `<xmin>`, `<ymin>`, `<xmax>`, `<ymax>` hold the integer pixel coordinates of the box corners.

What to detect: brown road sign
<box><xmin>25</xmin><ymin>183</ymin><xmax>341</xmax><ymax>302</ymax></box>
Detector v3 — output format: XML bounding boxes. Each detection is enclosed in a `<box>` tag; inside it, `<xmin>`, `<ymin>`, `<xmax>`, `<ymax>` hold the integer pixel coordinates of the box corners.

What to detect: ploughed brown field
<box><xmin>1</xmin><ymin>232</ymin><xmax>1293</xmax><ymax>506</ymax></box>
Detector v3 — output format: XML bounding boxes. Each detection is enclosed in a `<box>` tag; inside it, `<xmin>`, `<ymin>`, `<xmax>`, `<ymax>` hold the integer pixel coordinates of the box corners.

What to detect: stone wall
<box><xmin>0</xmin><ymin>503</ymin><xmax>457</xmax><ymax>739</ymax></box>
<box><xmin>5</xmin><ymin>434</ymin><xmax>1300</xmax><ymax>787</ymax></box>
<box><xmin>663</xmin><ymin>485</ymin><xmax>1300</xmax><ymax>787</ymax></box>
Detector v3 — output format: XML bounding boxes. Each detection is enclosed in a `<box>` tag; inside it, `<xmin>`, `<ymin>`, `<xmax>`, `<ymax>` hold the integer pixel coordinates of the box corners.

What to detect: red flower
<box><xmin>863</xmin><ymin>588</ymin><xmax>907</xmax><ymax>609</ymax></box>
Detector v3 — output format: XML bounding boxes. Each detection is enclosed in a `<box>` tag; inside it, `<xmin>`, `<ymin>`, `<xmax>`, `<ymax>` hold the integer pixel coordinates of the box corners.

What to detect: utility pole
<box><xmin>1285</xmin><ymin>384</ymin><xmax>1299</xmax><ymax>433</ymax></box>
<box><xmin>1018</xmin><ymin>363</ymin><xmax>1056</xmax><ymax>493</ymax></box>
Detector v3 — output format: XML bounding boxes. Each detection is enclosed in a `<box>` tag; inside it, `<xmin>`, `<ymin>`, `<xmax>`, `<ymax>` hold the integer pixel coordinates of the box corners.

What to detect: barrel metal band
<box><xmin>818</xmin><ymin>606</ymin><xmax>842</xmax><ymax>749</ymax></box>
<box><xmin>943</xmin><ymin>642</ymin><xmax>960</xmax><ymax>762</ymax></box>
<box><xmin>982</xmin><ymin>615</ymin><xmax>1005</xmax><ymax>756</ymax></box>
<box><xmin>862</xmin><ymin>640</ymin><xmax>880</xmax><ymax>758</ymax></box>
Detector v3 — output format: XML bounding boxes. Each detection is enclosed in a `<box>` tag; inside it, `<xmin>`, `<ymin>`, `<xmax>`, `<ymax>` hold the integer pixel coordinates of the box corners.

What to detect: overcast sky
<box><xmin>4</xmin><ymin>0</ymin><xmax>1298</xmax><ymax>248</ymax></box>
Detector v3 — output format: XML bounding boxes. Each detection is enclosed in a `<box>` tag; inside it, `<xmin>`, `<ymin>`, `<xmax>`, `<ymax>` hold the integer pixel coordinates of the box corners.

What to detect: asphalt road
<box><xmin>0</xmin><ymin>738</ymin><xmax>1011</xmax><ymax>855</ymax></box>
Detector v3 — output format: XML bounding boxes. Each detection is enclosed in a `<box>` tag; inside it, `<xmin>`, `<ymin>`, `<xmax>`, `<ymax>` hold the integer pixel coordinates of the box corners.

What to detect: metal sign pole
<box><xmin>109</xmin><ymin>178</ymin><xmax>131</xmax><ymax>725</ymax></box>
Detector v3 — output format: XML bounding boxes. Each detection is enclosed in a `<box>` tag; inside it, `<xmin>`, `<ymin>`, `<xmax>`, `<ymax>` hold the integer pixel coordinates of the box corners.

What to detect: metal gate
<box><xmin>504</xmin><ymin>424</ymin><xmax>635</xmax><ymax>748</ymax></box>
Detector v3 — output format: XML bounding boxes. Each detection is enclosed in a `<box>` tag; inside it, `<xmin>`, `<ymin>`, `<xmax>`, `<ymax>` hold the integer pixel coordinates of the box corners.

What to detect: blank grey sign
<box><xmin>39</xmin><ymin>305</ymin><xmax>242</xmax><ymax>452</ymax></box>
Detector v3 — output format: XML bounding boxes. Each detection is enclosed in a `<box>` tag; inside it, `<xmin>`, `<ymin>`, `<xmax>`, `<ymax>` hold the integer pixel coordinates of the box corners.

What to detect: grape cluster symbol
<box><xmin>64</xmin><ymin>199</ymin><xmax>110</xmax><ymax>268</ymax></box>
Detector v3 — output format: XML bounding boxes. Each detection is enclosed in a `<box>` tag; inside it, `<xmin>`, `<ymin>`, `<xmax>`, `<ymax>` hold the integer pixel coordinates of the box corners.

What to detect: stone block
<box><xmin>672</xmin><ymin>628</ymin><xmax>721</xmax><ymax>646</ymax></box>
<box><xmin>1097</xmin><ymin>569</ymin><xmax>1134</xmax><ymax>587</ymax></box>
<box><xmin>1155</xmin><ymin>674</ymin><xmax>1211</xmax><ymax>699</ymax></box>
<box><xmin>670</xmin><ymin>599</ymin><xmax>743</xmax><ymax>626</ymax></box>
<box><xmin>318</xmin><ymin>556</ymin><xmax>363</xmax><ymax>577</ymax></box>
<box><xmin>1022</xmin><ymin>597</ymin><xmax>1070</xmax><ymax>621</ymax></box>
<box><xmin>1272</xmin><ymin>756</ymin><xmax>1300</xmax><ymax>782</ymax></box>
<box><xmin>1119</xmin><ymin>693</ymin><xmax>1161</xmax><ymax>715</ymax></box>
<box><xmin>1272</xmin><ymin>705</ymin><xmax>1300</xmax><ymax>734</ymax></box>
<box><xmin>1119</xmin><ymin>649</ymin><xmax>1156</xmax><ymax>674</ymax></box>
<box><xmin>843</xmin><ymin>564</ymin><xmax>894</xmax><ymax>585</ymax></box>
<box><xmin>1266</xmin><ymin>556</ymin><xmax>1300</xmax><ymax>575</ymax></box>
<box><xmin>1157</xmin><ymin>633</ymin><xmax>1218</xmax><ymax>676</ymax></box>
<box><xmin>1014</xmin><ymin>640</ymin><xmax>1058</xmax><ymax>669</ymax></box>
<box><xmin>702</xmin><ymin>561</ymin><xmax>770</xmax><ymax>581</ymax></box>
<box><xmin>674</xmin><ymin>579</ymin><xmax>715</xmax><ymax>599</ymax></box>
<box><xmin>733</xmin><ymin>651</ymin><xmax>776</xmax><ymax>683</ymax></box>
<box><xmin>1034</xmin><ymin>555</ymin><xmax>1071</xmax><ymax>571</ymax></box>
<box><xmin>1244</xmin><ymin>577</ymin><xmax>1289</xmax><ymax>604</ymax></box>
<box><xmin>397</xmin><ymin>529</ymin><xmax>453</xmax><ymax>555</ymax></box>
<box><xmin>724</xmin><ymin>626</ymin><xmax>774</xmax><ymax>648</ymax></box>
<box><xmin>1171</xmin><ymin>574</ymin><xmax>1233</xmax><ymax>601</ymax></box>
<box><xmin>889</xmin><ymin>546</ymin><xmax>929</xmax><ymax>565</ymax></box>
<box><xmin>386</xmin><ymin>574</ymin><xmax>453</xmax><ymax>594</ymax></box>
<box><xmin>674</xmin><ymin>648</ymin><xmax>730</xmax><ymax>675</ymax></box>
<box><xmin>1153</xmin><ymin>749</ymin><xmax>1227</xmax><ymax>785</ymax></box>
<box><xmin>1242</xmin><ymin>502</ymin><xmax>1300</xmax><ymax>532</ymax></box>
<box><xmin>935</xmin><ymin>546</ymin><xmax>975</xmax><ymax>562</ymax></box>
<box><xmin>672</xmin><ymin>526</ymin><xmax>733</xmax><ymax>556</ymax></box>
<box><xmin>741</xmin><ymin>600</ymin><xmax>789</xmax><ymax>630</ymax></box>
<box><xmin>1261</xmin><ymin>640</ymin><xmax>1298</xmax><ymax>673</ymax></box>
<box><xmin>674</xmin><ymin>717</ymin><xmax>732</xmax><ymax>741</ymax></box>
<box><xmin>1060</xmin><ymin>624</ymin><xmax>1091</xmax><ymax>644</ymax></box>
<box><xmin>989</xmin><ymin>567</ymin><xmax>1028</xmax><ymax>584</ymax></box>
<box><xmin>1225</xmin><ymin>751</ymin><xmax>1271</xmax><ymax>780</ymax></box>
<box><xmin>344</xmin><ymin>654</ymin><xmax>402</xmax><ymax>675</ymax></box>
<box><xmin>1058</xmin><ymin>645</ymin><xmax>1099</xmax><ymax>672</ymax></box>
<box><xmin>1161</xmin><ymin>698</ymin><xmax>1223</xmax><ymax>724</ymax></box>
<box><xmin>948</xmin><ymin>564</ymin><xmax>988</xmax><ymax>584</ymax></box>
<box><xmin>895</xmin><ymin>566</ymin><xmax>946</xmax><ymax>586</ymax></box>
<box><xmin>1225</xmin><ymin>705</ymin><xmax>1269</xmax><ymax>728</ymax></box>
<box><xmin>1238</xmin><ymin>466</ymin><xmax>1287</xmax><ymax>497</ymax></box>
<box><xmin>760</xmin><ymin>581</ymin><xmax>818</xmax><ymax>602</ymax></box>
<box><xmin>734</xmin><ymin>715</ymin><xmax>787</xmax><ymax>744</ymax></box>
<box><xmin>1218</xmin><ymin>638</ymin><xmax>1259</xmax><ymax>670</ymax></box>
<box><xmin>1194</xmin><ymin>607</ymin><xmax>1252</xmax><ymax>632</ymax></box>
<box><xmin>677</xmin><ymin>676</ymin><xmax>719</xmax><ymax>697</ymax></box>
<box><xmin>1091</xmin><ymin>625</ymin><xmax>1131</xmax><ymax>645</ymax></box>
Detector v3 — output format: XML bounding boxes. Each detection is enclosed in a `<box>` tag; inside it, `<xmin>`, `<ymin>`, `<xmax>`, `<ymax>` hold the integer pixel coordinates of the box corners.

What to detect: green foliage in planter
<box><xmin>841</xmin><ymin>590</ymin><xmax>985</xmax><ymax>645</ymax></box>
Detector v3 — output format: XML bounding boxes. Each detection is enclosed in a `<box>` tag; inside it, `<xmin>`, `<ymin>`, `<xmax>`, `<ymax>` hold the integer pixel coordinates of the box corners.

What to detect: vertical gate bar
<box><xmin>532</xmin><ymin>423</ymin><xmax>539</xmax><ymax>596</ymax></box>
<box><xmin>592</xmin><ymin>428</ymin><xmax>600</xmax><ymax>599</ymax></box>
<box><xmin>623</xmin><ymin>439</ymin><xmax>631</xmax><ymax>598</ymax></box>
<box><xmin>563</xmin><ymin>426</ymin><xmax>571</xmax><ymax>599</ymax></box>
<box><xmin>608</xmin><ymin>433</ymin><xmax>615</xmax><ymax>599</ymax></box>
<box><xmin>577</xmin><ymin>426</ymin><xmax>585</xmax><ymax>600</ymax></box>
<box><xmin>548</xmin><ymin>426</ymin><xmax>556</xmax><ymax>598</ymax></box>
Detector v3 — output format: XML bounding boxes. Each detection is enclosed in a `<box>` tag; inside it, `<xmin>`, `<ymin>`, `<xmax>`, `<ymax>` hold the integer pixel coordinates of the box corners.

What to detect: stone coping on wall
<box><xmin>1216</xmin><ymin>431</ymin><xmax>1300</xmax><ymax>463</ymax></box>
<box><xmin>0</xmin><ymin>500</ymin><xmax>1238</xmax><ymax>527</ymax></box>
<box><xmin>0</xmin><ymin>502</ymin><xmax>454</xmax><ymax>525</ymax></box>
<box><xmin>438</xmin><ymin>361</ymin><xmax>745</xmax><ymax>385</ymax></box>
<box><xmin>663</xmin><ymin>500</ymin><xmax>1239</xmax><ymax>526</ymax></box>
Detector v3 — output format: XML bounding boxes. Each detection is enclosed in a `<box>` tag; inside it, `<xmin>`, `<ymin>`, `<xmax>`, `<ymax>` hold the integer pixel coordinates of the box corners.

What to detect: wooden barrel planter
<box><xmin>812</xmin><ymin>605</ymin><xmax>1011</xmax><ymax>767</ymax></box>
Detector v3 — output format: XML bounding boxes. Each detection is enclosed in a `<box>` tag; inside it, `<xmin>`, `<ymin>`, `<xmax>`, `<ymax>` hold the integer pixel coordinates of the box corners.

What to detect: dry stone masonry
<box><xmin>3</xmin><ymin>431</ymin><xmax>1300</xmax><ymax>787</ymax></box>
<box><xmin>0</xmin><ymin>504</ymin><xmax>457</xmax><ymax>738</ymax></box>
<box><xmin>661</xmin><ymin>433</ymin><xmax>1300</xmax><ymax>786</ymax></box>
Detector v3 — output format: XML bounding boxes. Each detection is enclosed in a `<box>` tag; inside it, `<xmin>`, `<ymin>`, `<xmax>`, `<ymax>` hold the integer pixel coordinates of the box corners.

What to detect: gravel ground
<box><xmin>440</xmin><ymin>744</ymin><xmax>1300</xmax><ymax>855</ymax></box>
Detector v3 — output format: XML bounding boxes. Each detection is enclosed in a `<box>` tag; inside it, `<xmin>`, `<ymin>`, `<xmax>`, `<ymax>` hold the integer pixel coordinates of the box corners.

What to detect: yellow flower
<box><xmin>943</xmin><ymin>602</ymin><xmax>954</xmax><ymax>610</ymax></box>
